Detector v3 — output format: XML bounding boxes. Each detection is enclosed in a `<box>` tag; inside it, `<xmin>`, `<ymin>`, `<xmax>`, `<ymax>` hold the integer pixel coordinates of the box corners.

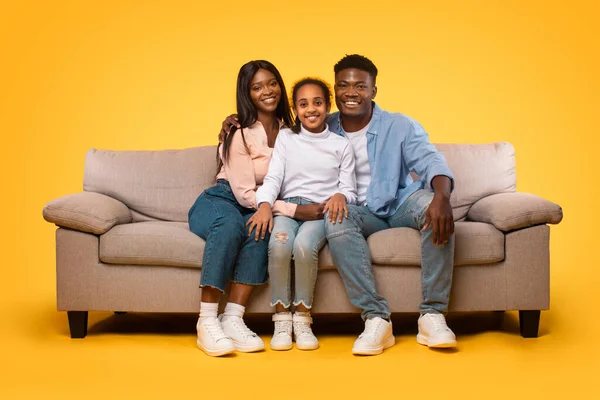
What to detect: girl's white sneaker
<box><xmin>293</xmin><ymin>313</ymin><xmax>319</xmax><ymax>350</ymax></box>
<box><xmin>270</xmin><ymin>312</ymin><xmax>293</xmax><ymax>351</ymax></box>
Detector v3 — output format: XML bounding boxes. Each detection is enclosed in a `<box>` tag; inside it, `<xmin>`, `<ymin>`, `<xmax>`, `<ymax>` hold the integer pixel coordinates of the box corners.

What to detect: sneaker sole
<box><xmin>232</xmin><ymin>340</ymin><xmax>265</xmax><ymax>353</ymax></box>
<box><xmin>416</xmin><ymin>333</ymin><xmax>457</xmax><ymax>348</ymax></box>
<box><xmin>197</xmin><ymin>340</ymin><xmax>236</xmax><ymax>357</ymax></box>
<box><xmin>270</xmin><ymin>342</ymin><xmax>293</xmax><ymax>351</ymax></box>
<box><xmin>352</xmin><ymin>335</ymin><xmax>395</xmax><ymax>356</ymax></box>
<box><xmin>296</xmin><ymin>342</ymin><xmax>319</xmax><ymax>351</ymax></box>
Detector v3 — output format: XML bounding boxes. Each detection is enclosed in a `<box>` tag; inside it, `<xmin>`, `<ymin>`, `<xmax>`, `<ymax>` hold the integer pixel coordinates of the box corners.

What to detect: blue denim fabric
<box><xmin>327</xmin><ymin>103</ymin><xmax>454</xmax><ymax>218</ymax></box>
<box><xmin>268</xmin><ymin>197</ymin><xmax>326</xmax><ymax>309</ymax></box>
<box><xmin>324</xmin><ymin>189</ymin><xmax>454</xmax><ymax>319</ymax></box>
<box><xmin>386</xmin><ymin>190</ymin><xmax>454</xmax><ymax>315</ymax></box>
<box><xmin>188</xmin><ymin>179</ymin><xmax>269</xmax><ymax>292</ymax></box>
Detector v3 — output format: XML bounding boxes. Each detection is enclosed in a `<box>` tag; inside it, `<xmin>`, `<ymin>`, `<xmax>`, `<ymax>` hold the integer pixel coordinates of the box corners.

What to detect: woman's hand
<box><xmin>246</xmin><ymin>202</ymin><xmax>273</xmax><ymax>241</ymax></box>
<box><xmin>323</xmin><ymin>193</ymin><xmax>348</xmax><ymax>224</ymax></box>
<box><xmin>293</xmin><ymin>203</ymin><xmax>325</xmax><ymax>221</ymax></box>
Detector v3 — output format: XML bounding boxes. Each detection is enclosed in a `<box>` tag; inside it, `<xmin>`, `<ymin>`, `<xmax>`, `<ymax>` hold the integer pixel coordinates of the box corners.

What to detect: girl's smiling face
<box><xmin>294</xmin><ymin>83</ymin><xmax>330</xmax><ymax>133</ymax></box>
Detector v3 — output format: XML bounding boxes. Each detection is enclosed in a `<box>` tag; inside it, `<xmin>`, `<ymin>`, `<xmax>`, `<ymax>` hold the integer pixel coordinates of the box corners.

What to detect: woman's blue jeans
<box><xmin>188</xmin><ymin>179</ymin><xmax>269</xmax><ymax>292</ymax></box>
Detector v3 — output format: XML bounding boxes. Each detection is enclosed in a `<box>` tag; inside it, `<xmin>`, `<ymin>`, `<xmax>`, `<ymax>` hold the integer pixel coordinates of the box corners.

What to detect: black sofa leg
<box><xmin>519</xmin><ymin>310</ymin><xmax>540</xmax><ymax>338</ymax></box>
<box><xmin>67</xmin><ymin>311</ymin><xmax>88</xmax><ymax>339</ymax></box>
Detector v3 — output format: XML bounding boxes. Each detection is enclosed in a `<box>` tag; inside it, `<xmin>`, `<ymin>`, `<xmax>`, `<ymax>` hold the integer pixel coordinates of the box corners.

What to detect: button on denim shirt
<box><xmin>327</xmin><ymin>103</ymin><xmax>454</xmax><ymax>218</ymax></box>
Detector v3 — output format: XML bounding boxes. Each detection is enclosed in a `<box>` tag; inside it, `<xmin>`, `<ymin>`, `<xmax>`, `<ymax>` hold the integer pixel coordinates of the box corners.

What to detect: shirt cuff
<box><xmin>272</xmin><ymin>200</ymin><xmax>297</xmax><ymax>218</ymax></box>
<box><xmin>428</xmin><ymin>169</ymin><xmax>455</xmax><ymax>193</ymax></box>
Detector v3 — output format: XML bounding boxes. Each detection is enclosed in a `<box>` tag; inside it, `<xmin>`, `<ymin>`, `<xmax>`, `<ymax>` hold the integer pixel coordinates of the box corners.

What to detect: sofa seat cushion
<box><xmin>100</xmin><ymin>221</ymin><xmax>204</xmax><ymax>268</ymax></box>
<box><xmin>99</xmin><ymin>221</ymin><xmax>503</xmax><ymax>269</ymax></box>
<box><xmin>367</xmin><ymin>221</ymin><xmax>504</xmax><ymax>266</ymax></box>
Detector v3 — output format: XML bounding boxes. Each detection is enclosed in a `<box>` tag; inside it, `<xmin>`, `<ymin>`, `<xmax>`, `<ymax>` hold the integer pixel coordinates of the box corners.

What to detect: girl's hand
<box><xmin>323</xmin><ymin>193</ymin><xmax>348</xmax><ymax>224</ymax></box>
<box><xmin>246</xmin><ymin>203</ymin><xmax>273</xmax><ymax>241</ymax></box>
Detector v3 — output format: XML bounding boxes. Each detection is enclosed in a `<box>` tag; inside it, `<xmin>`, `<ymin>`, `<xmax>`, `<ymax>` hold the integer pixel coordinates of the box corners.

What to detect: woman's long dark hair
<box><xmin>216</xmin><ymin>60</ymin><xmax>293</xmax><ymax>176</ymax></box>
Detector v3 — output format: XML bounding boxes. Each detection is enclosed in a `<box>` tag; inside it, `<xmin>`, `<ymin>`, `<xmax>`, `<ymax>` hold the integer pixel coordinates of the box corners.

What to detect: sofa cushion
<box><xmin>100</xmin><ymin>221</ymin><xmax>503</xmax><ymax>269</ymax></box>
<box><xmin>84</xmin><ymin>146</ymin><xmax>218</xmax><ymax>222</ymax></box>
<box><xmin>367</xmin><ymin>221</ymin><xmax>504</xmax><ymax>266</ymax></box>
<box><xmin>100</xmin><ymin>221</ymin><xmax>205</xmax><ymax>268</ymax></box>
<box><xmin>100</xmin><ymin>220</ymin><xmax>338</xmax><ymax>270</ymax></box>
<box><xmin>467</xmin><ymin>192</ymin><xmax>563</xmax><ymax>232</ymax></box>
<box><xmin>43</xmin><ymin>192</ymin><xmax>132</xmax><ymax>235</ymax></box>
<box><xmin>434</xmin><ymin>143</ymin><xmax>516</xmax><ymax>221</ymax></box>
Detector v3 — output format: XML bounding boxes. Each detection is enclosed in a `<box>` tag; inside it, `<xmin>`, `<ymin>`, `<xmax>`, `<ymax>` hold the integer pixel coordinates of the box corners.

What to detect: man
<box><xmin>221</xmin><ymin>54</ymin><xmax>457</xmax><ymax>355</ymax></box>
<box><xmin>324</xmin><ymin>55</ymin><xmax>456</xmax><ymax>355</ymax></box>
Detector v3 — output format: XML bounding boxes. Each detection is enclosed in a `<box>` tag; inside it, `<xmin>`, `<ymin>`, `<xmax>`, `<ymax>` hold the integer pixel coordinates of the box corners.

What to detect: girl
<box><xmin>188</xmin><ymin>60</ymin><xmax>297</xmax><ymax>356</ymax></box>
<box><xmin>251</xmin><ymin>78</ymin><xmax>357</xmax><ymax>350</ymax></box>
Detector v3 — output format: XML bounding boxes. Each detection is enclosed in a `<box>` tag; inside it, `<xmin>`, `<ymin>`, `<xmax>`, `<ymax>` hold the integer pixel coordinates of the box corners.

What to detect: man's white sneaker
<box><xmin>219</xmin><ymin>315</ymin><xmax>265</xmax><ymax>352</ymax></box>
<box><xmin>417</xmin><ymin>313</ymin><xmax>457</xmax><ymax>348</ymax></box>
<box><xmin>270</xmin><ymin>313</ymin><xmax>293</xmax><ymax>351</ymax></box>
<box><xmin>196</xmin><ymin>317</ymin><xmax>236</xmax><ymax>357</ymax></box>
<box><xmin>293</xmin><ymin>313</ymin><xmax>319</xmax><ymax>351</ymax></box>
<box><xmin>352</xmin><ymin>316</ymin><xmax>395</xmax><ymax>355</ymax></box>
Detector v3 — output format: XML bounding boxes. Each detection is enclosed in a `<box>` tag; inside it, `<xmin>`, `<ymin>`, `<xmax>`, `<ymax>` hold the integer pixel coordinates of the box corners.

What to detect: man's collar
<box><xmin>335</xmin><ymin>102</ymin><xmax>382</xmax><ymax>136</ymax></box>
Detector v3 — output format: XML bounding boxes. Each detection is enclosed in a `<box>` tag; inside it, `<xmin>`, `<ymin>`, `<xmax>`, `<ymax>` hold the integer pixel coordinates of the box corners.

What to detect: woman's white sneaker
<box><xmin>352</xmin><ymin>316</ymin><xmax>395</xmax><ymax>355</ymax></box>
<box><xmin>293</xmin><ymin>313</ymin><xmax>319</xmax><ymax>350</ymax></box>
<box><xmin>219</xmin><ymin>315</ymin><xmax>265</xmax><ymax>352</ymax></box>
<box><xmin>417</xmin><ymin>313</ymin><xmax>457</xmax><ymax>348</ymax></box>
<box><xmin>196</xmin><ymin>317</ymin><xmax>236</xmax><ymax>357</ymax></box>
<box><xmin>270</xmin><ymin>312</ymin><xmax>293</xmax><ymax>351</ymax></box>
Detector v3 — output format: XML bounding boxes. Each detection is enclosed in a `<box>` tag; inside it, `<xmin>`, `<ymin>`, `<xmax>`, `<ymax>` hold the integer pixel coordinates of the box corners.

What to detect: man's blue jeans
<box><xmin>188</xmin><ymin>180</ymin><xmax>269</xmax><ymax>292</ymax></box>
<box><xmin>325</xmin><ymin>189</ymin><xmax>455</xmax><ymax>320</ymax></box>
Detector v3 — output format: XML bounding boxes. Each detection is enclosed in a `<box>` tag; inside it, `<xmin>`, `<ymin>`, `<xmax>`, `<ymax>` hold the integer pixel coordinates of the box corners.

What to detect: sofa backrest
<box><xmin>436</xmin><ymin>142</ymin><xmax>516</xmax><ymax>220</ymax></box>
<box><xmin>84</xmin><ymin>146</ymin><xmax>218</xmax><ymax>222</ymax></box>
<box><xmin>83</xmin><ymin>142</ymin><xmax>516</xmax><ymax>223</ymax></box>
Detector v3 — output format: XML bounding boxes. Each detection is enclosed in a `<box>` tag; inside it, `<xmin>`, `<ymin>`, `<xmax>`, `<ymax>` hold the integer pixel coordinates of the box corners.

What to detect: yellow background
<box><xmin>1</xmin><ymin>0</ymin><xmax>599</xmax><ymax>398</ymax></box>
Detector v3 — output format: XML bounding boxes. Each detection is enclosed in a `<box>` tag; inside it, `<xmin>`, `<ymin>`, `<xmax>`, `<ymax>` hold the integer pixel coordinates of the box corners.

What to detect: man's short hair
<box><xmin>334</xmin><ymin>54</ymin><xmax>378</xmax><ymax>83</ymax></box>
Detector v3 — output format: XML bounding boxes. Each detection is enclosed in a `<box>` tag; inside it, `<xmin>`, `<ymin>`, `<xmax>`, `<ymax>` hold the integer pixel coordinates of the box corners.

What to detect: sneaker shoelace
<box><xmin>427</xmin><ymin>314</ymin><xmax>450</xmax><ymax>332</ymax></box>
<box><xmin>293</xmin><ymin>321</ymin><xmax>314</xmax><ymax>337</ymax></box>
<box><xmin>230</xmin><ymin>317</ymin><xmax>258</xmax><ymax>339</ymax></box>
<box><xmin>274</xmin><ymin>320</ymin><xmax>292</xmax><ymax>336</ymax></box>
<box><xmin>359</xmin><ymin>318</ymin><xmax>382</xmax><ymax>341</ymax></box>
<box><xmin>203</xmin><ymin>319</ymin><xmax>229</xmax><ymax>342</ymax></box>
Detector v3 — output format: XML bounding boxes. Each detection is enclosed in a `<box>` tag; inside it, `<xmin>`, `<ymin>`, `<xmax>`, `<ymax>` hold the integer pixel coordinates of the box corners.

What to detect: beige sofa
<box><xmin>42</xmin><ymin>143</ymin><xmax>563</xmax><ymax>339</ymax></box>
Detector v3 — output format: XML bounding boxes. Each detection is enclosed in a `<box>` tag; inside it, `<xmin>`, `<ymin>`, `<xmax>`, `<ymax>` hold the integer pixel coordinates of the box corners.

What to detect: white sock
<box><xmin>223</xmin><ymin>302</ymin><xmax>245</xmax><ymax>319</ymax></box>
<box><xmin>199</xmin><ymin>302</ymin><xmax>218</xmax><ymax>320</ymax></box>
<box><xmin>295</xmin><ymin>311</ymin><xmax>311</xmax><ymax>317</ymax></box>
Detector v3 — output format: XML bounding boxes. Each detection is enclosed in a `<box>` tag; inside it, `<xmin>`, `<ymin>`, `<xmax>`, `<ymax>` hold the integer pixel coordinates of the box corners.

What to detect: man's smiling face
<box><xmin>334</xmin><ymin>68</ymin><xmax>377</xmax><ymax>119</ymax></box>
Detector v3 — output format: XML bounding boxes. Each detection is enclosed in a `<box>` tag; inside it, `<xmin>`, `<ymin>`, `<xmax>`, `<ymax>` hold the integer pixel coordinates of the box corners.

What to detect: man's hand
<box><xmin>422</xmin><ymin>175</ymin><xmax>454</xmax><ymax>246</ymax></box>
<box><xmin>293</xmin><ymin>203</ymin><xmax>325</xmax><ymax>221</ymax></box>
<box><xmin>246</xmin><ymin>203</ymin><xmax>273</xmax><ymax>241</ymax></box>
<box><xmin>323</xmin><ymin>193</ymin><xmax>349</xmax><ymax>224</ymax></box>
<box><xmin>218</xmin><ymin>114</ymin><xmax>241</xmax><ymax>143</ymax></box>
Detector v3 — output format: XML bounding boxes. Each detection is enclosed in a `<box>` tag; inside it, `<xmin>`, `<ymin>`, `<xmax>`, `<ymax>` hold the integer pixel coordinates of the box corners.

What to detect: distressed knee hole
<box><xmin>274</xmin><ymin>232</ymin><xmax>288</xmax><ymax>243</ymax></box>
<box><xmin>294</xmin><ymin>242</ymin><xmax>306</xmax><ymax>259</ymax></box>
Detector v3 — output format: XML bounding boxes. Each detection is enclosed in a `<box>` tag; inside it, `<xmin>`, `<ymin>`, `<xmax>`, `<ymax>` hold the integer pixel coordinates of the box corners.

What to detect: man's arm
<box><xmin>401</xmin><ymin>119</ymin><xmax>455</xmax><ymax>246</ymax></box>
<box><xmin>218</xmin><ymin>114</ymin><xmax>241</xmax><ymax>143</ymax></box>
<box><xmin>402</xmin><ymin>119</ymin><xmax>454</xmax><ymax>192</ymax></box>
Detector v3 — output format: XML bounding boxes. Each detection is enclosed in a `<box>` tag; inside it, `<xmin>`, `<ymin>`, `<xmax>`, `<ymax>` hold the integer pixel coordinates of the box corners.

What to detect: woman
<box><xmin>189</xmin><ymin>60</ymin><xmax>313</xmax><ymax>356</ymax></box>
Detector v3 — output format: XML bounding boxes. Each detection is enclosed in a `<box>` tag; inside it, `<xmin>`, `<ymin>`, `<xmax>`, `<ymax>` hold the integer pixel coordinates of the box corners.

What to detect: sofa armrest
<box><xmin>43</xmin><ymin>192</ymin><xmax>132</xmax><ymax>235</ymax></box>
<box><xmin>467</xmin><ymin>192</ymin><xmax>563</xmax><ymax>232</ymax></box>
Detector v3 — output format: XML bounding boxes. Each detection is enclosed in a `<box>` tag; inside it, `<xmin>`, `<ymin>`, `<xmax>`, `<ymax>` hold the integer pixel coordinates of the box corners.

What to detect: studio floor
<box><xmin>1</xmin><ymin>282</ymin><xmax>597</xmax><ymax>399</ymax></box>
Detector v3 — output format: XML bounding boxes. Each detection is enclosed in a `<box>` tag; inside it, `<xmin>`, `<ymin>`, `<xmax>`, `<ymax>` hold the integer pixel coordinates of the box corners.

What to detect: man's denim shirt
<box><xmin>327</xmin><ymin>103</ymin><xmax>454</xmax><ymax>218</ymax></box>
